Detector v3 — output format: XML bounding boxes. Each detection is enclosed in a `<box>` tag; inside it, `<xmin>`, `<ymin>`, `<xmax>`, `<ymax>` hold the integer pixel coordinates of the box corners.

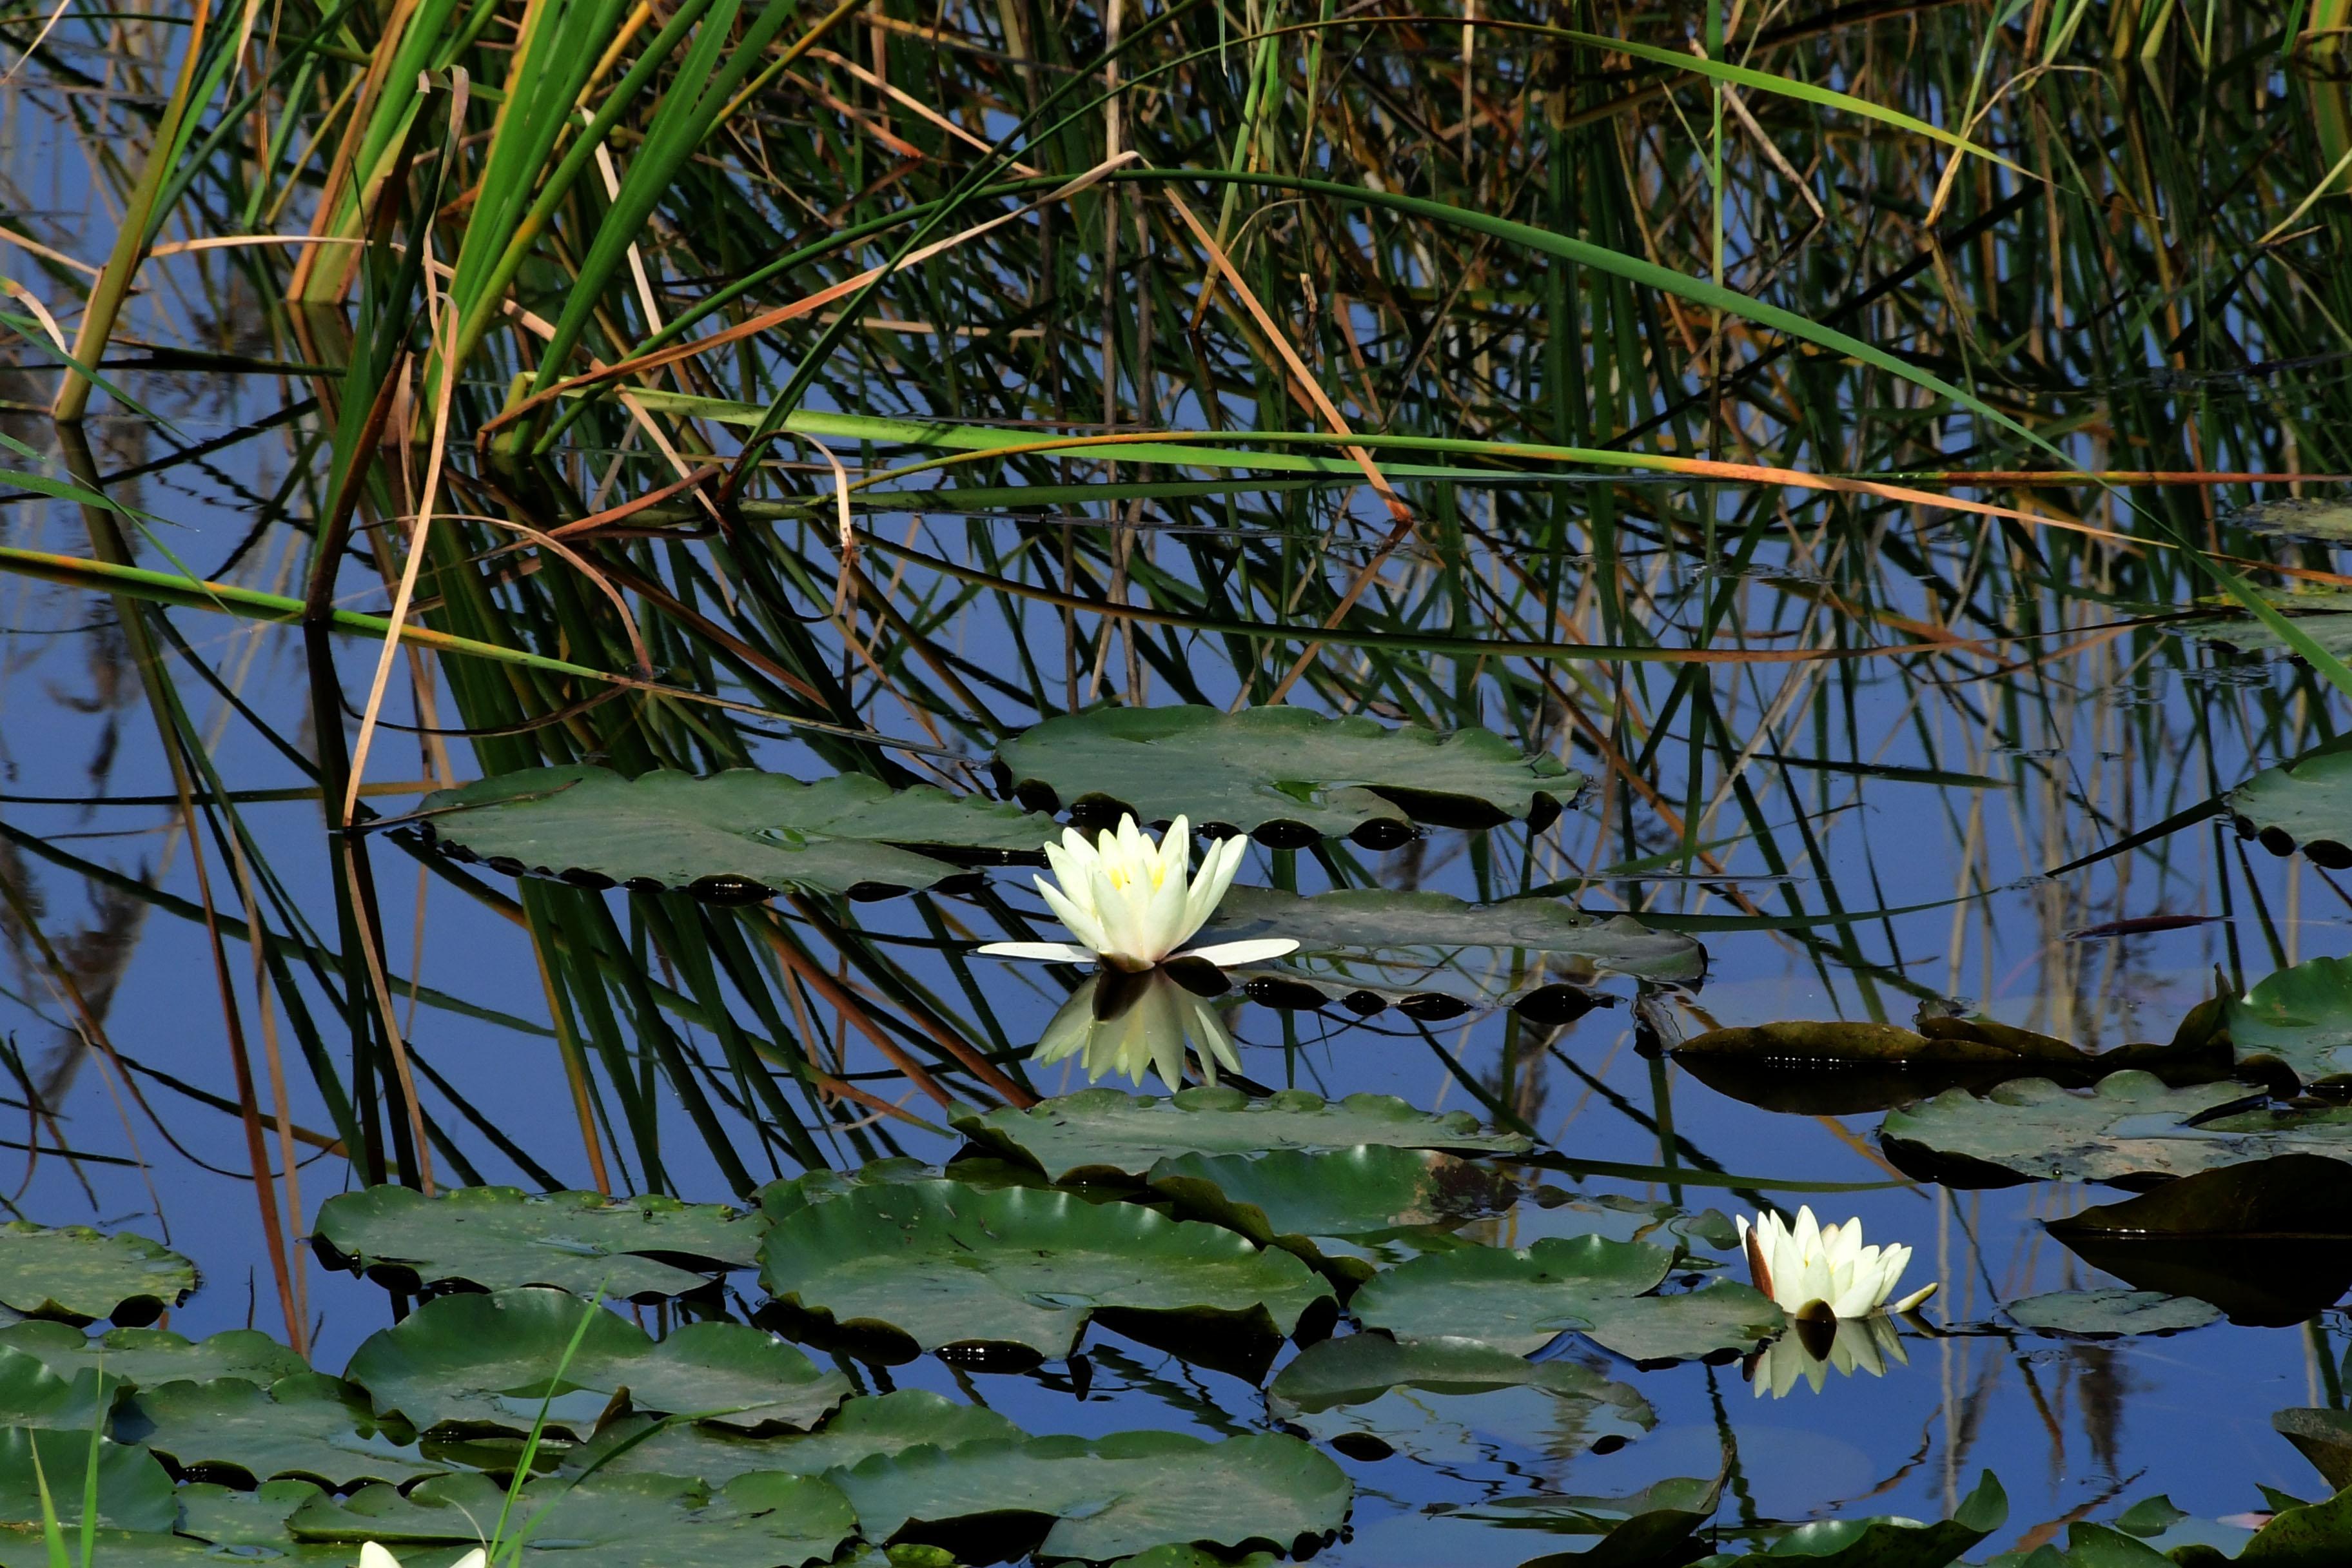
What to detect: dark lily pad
<box><xmin>1693</xmin><ymin>1469</ymin><xmax>2004</xmax><ymax>1566</ymax></box>
<box><xmin>563</xmin><ymin>1391</ymin><xmax>1024</xmax><ymax>1484</ymax></box>
<box><xmin>2227</xmin><ymin>746</ymin><xmax>2352</xmax><ymax>871</ymax></box>
<box><xmin>1680</xmin><ymin>1017</ymin><xmax>2085</xmax><ymax>1070</ymax></box>
<box><xmin>2004</xmin><ymin>1290</ymin><xmax>2220</xmax><ymax>1338</ymax></box>
<box><xmin>1990</xmin><ymin>1521</ymin><xmax>2178</xmax><ymax>1565</ymax></box>
<box><xmin>952</xmin><ymin>1086</ymin><xmax>1529</xmax><ymax>1183</ymax></box>
<box><xmin>0</xmin><ymin>1322</ymin><xmax>306</xmax><ymax>1390</ymax></box>
<box><xmin>1199</xmin><ymin>886</ymin><xmax>1705</xmax><ymax>989</ymax></box>
<box><xmin>312</xmin><ymin>1184</ymin><xmax>763</xmax><ymax>1299</ymax></box>
<box><xmin>0</xmin><ymin>1430</ymin><xmax>175</xmax><ymax>1530</ymax></box>
<box><xmin>2275</xmin><ymin>1408</ymin><xmax>2352</xmax><ymax>1492</ymax></box>
<box><xmin>1268</xmin><ymin>1335</ymin><xmax>1653</xmax><ymax>1465</ymax></box>
<box><xmin>756</xmin><ymin>1177</ymin><xmax>1331</xmax><ymax>1362</ymax></box>
<box><xmin>1349</xmin><ymin>1235</ymin><xmax>1783</xmax><ymax>1361</ymax></box>
<box><xmin>112</xmin><ymin>1373</ymin><xmax>439</xmax><ymax>1489</ymax></box>
<box><xmin>2163</xmin><ymin>1482</ymin><xmax>2352</xmax><ymax>1566</ymax></box>
<box><xmin>992</xmin><ymin>705</ymin><xmax>1578</xmax><ymax>846</ymax></box>
<box><xmin>825</xmin><ymin>1431</ymin><xmax>1352</xmax><ymax>1562</ymax></box>
<box><xmin>418</xmin><ymin>764</ymin><xmax>1049</xmax><ymax>901</ymax></box>
<box><xmin>1444</xmin><ymin>1475</ymin><xmax>1721</xmax><ymax>1568</ymax></box>
<box><xmin>2230</xmin><ymin>958</ymin><xmax>2352</xmax><ymax>1089</ymax></box>
<box><xmin>0</xmin><ymin>1223</ymin><xmax>195</xmax><ymax>1325</ymax></box>
<box><xmin>2230</xmin><ymin>499</ymin><xmax>2352</xmax><ymax>543</ymax></box>
<box><xmin>1877</xmin><ymin>1073</ymin><xmax>2298</xmax><ymax>1188</ymax></box>
<box><xmin>343</xmin><ymin>1287</ymin><xmax>852</xmax><ymax>1436</ymax></box>
<box><xmin>288</xmin><ymin>1469</ymin><xmax>858</xmax><ymax>1568</ymax></box>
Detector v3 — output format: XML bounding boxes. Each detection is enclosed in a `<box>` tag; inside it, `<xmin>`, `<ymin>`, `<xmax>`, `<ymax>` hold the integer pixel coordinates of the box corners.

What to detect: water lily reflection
<box><xmin>1033</xmin><ymin>967</ymin><xmax>1242</xmax><ymax>1090</ymax></box>
<box><xmin>1747</xmin><ymin>1311</ymin><xmax>1910</xmax><ymax>1398</ymax></box>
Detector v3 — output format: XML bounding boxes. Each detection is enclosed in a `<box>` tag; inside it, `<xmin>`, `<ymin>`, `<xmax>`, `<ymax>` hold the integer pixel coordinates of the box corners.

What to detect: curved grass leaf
<box><xmin>113</xmin><ymin>1373</ymin><xmax>440</xmax><ymax>1489</ymax></box>
<box><xmin>313</xmin><ymin>1184</ymin><xmax>763</xmax><ymax>1298</ymax></box>
<box><xmin>0</xmin><ymin>1224</ymin><xmax>195</xmax><ymax>1325</ymax></box>
<box><xmin>418</xmin><ymin>764</ymin><xmax>1049</xmax><ymax>901</ymax></box>
<box><xmin>992</xmin><ymin>705</ymin><xmax>1578</xmax><ymax>845</ymax></box>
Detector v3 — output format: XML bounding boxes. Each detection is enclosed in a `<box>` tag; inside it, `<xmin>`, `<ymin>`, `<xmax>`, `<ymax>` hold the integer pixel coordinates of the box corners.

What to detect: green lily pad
<box><xmin>113</xmin><ymin>1373</ymin><xmax>439</xmax><ymax>1488</ymax></box>
<box><xmin>992</xmin><ymin>705</ymin><xmax>1578</xmax><ymax>845</ymax></box>
<box><xmin>1144</xmin><ymin>1146</ymin><xmax>1514</xmax><ymax>1283</ymax></box>
<box><xmin>288</xmin><ymin>1469</ymin><xmax>857</xmax><ymax>1568</ymax></box>
<box><xmin>1445</xmin><ymin>1475</ymin><xmax>1722</xmax><ymax>1568</ymax></box>
<box><xmin>313</xmin><ymin>1184</ymin><xmax>763</xmax><ymax>1298</ymax></box>
<box><xmin>953</xmin><ymin>1086</ymin><xmax>1529</xmax><ymax>1182</ymax></box>
<box><xmin>2231</xmin><ymin>498</ymin><xmax>2352</xmax><ymax>542</ymax></box>
<box><xmin>2227</xmin><ymin>747</ymin><xmax>2352</xmax><ymax>870</ymax></box>
<box><xmin>0</xmin><ymin>1224</ymin><xmax>195</xmax><ymax>1324</ymax></box>
<box><xmin>2230</xmin><ymin>958</ymin><xmax>2352</xmax><ymax>1088</ymax></box>
<box><xmin>0</xmin><ymin>1322</ymin><xmax>306</xmax><ymax>1389</ymax></box>
<box><xmin>756</xmin><ymin>1178</ymin><xmax>1331</xmax><ymax>1360</ymax></box>
<box><xmin>563</xmin><ymin>1391</ymin><xmax>1024</xmax><ymax>1484</ymax></box>
<box><xmin>1199</xmin><ymin>886</ymin><xmax>1705</xmax><ymax>988</ymax></box>
<box><xmin>1695</xmin><ymin>1470</ymin><xmax>2004</xmax><ymax>1566</ymax></box>
<box><xmin>1993</xmin><ymin>1522</ymin><xmax>2179</xmax><ymax>1565</ymax></box>
<box><xmin>826</xmin><ymin>1431</ymin><xmax>1351</xmax><ymax>1562</ymax></box>
<box><xmin>343</xmin><ymin>1287</ymin><xmax>852</xmax><ymax>1436</ymax></box>
<box><xmin>0</xmin><ymin>1530</ymin><xmax>352</xmax><ymax>1568</ymax></box>
<box><xmin>0</xmin><ymin>1344</ymin><xmax>110</xmax><ymax>1429</ymax></box>
<box><xmin>1349</xmin><ymin>1235</ymin><xmax>1783</xmax><ymax>1361</ymax></box>
<box><xmin>2004</xmin><ymin>1290</ymin><xmax>2221</xmax><ymax>1337</ymax></box>
<box><xmin>2185</xmin><ymin>586</ymin><xmax>2352</xmax><ymax>664</ymax></box>
<box><xmin>2275</xmin><ymin>1408</ymin><xmax>2352</xmax><ymax>1492</ymax></box>
<box><xmin>757</xmin><ymin>1157</ymin><xmax>1055</xmax><ymax>1223</ymax></box>
<box><xmin>175</xmin><ymin>1478</ymin><xmax>329</xmax><ymax>1544</ymax></box>
<box><xmin>2162</xmin><ymin>1481</ymin><xmax>2352</xmax><ymax>1566</ymax></box>
<box><xmin>419</xmin><ymin>764</ymin><xmax>1050</xmax><ymax>901</ymax></box>
<box><xmin>1877</xmin><ymin>1073</ymin><xmax>2307</xmax><ymax>1187</ymax></box>
<box><xmin>0</xmin><ymin>1430</ymin><xmax>175</xmax><ymax>1530</ymax></box>
<box><xmin>1268</xmin><ymin>1334</ymin><xmax>1653</xmax><ymax>1464</ymax></box>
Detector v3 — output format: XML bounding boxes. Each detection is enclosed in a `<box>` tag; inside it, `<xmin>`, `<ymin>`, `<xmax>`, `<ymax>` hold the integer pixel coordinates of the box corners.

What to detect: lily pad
<box><xmin>0</xmin><ymin>1322</ymin><xmax>306</xmax><ymax>1389</ymax></box>
<box><xmin>1199</xmin><ymin>886</ymin><xmax>1705</xmax><ymax>990</ymax></box>
<box><xmin>1694</xmin><ymin>1471</ymin><xmax>2004</xmax><ymax>1566</ymax></box>
<box><xmin>1444</xmin><ymin>1475</ymin><xmax>1721</xmax><ymax>1568</ymax></box>
<box><xmin>2275</xmin><ymin>1408</ymin><xmax>2352</xmax><ymax>1492</ymax></box>
<box><xmin>343</xmin><ymin>1287</ymin><xmax>852</xmax><ymax>1436</ymax></box>
<box><xmin>175</xmin><ymin>1478</ymin><xmax>329</xmax><ymax>1544</ymax></box>
<box><xmin>418</xmin><ymin>764</ymin><xmax>1050</xmax><ymax>901</ymax></box>
<box><xmin>1677</xmin><ymin>1017</ymin><xmax>2087</xmax><ymax>1070</ymax></box>
<box><xmin>1877</xmin><ymin>1073</ymin><xmax>2302</xmax><ymax>1187</ymax></box>
<box><xmin>288</xmin><ymin>1469</ymin><xmax>858</xmax><ymax>1568</ymax></box>
<box><xmin>2230</xmin><ymin>958</ymin><xmax>2352</xmax><ymax>1088</ymax></box>
<box><xmin>563</xmin><ymin>1391</ymin><xmax>1024</xmax><ymax>1484</ymax></box>
<box><xmin>0</xmin><ymin>1223</ymin><xmax>195</xmax><ymax>1325</ymax></box>
<box><xmin>2004</xmin><ymin>1290</ymin><xmax>2221</xmax><ymax>1337</ymax></box>
<box><xmin>313</xmin><ymin>1184</ymin><xmax>763</xmax><ymax>1298</ymax></box>
<box><xmin>826</xmin><ymin>1431</ymin><xmax>1352</xmax><ymax>1562</ymax></box>
<box><xmin>756</xmin><ymin>1178</ymin><xmax>1331</xmax><ymax>1360</ymax></box>
<box><xmin>1268</xmin><ymin>1335</ymin><xmax>1653</xmax><ymax>1464</ymax></box>
<box><xmin>0</xmin><ymin>1531</ymin><xmax>352</xmax><ymax>1568</ymax></box>
<box><xmin>2162</xmin><ymin>1481</ymin><xmax>2352</xmax><ymax>1566</ymax></box>
<box><xmin>112</xmin><ymin>1373</ymin><xmax>440</xmax><ymax>1489</ymax></box>
<box><xmin>0</xmin><ymin>1430</ymin><xmax>175</xmax><ymax>1530</ymax></box>
<box><xmin>2230</xmin><ymin>498</ymin><xmax>2352</xmax><ymax>542</ymax></box>
<box><xmin>2227</xmin><ymin>747</ymin><xmax>2352</xmax><ymax>870</ymax></box>
<box><xmin>953</xmin><ymin>1086</ymin><xmax>1529</xmax><ymax>1182</ymax></box>
<box><xmin>1144</xmin><ymin>1146</ymin><xmax>1514</xmax><ymax>1283</ymax></box>
<box><xmin>992</xmin><ymin>705</ymin><xmax>1578</xmax><ymax>847</ymax></box>
<box><xmin>0</xmin><ymin>1344</ymin><xmax>110</xmax><ymax>1429</ymax></box>
<box><xmin>1349</xmin><ymin>1235</ymin><xmax>1783</xmax><ymax>1361</ymax></box>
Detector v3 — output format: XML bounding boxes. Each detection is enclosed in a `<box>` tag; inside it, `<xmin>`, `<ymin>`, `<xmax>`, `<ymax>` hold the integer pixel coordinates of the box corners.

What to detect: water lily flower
<box><xmin>364</xmin><ymin>1546</ymin><xmax>485</xmax><ymax>1568</ymax></box>
<box><xmin>1749</xmin><ymin>1312</ymin><xmax>1908</xmax><ymax>1398</ymax></box>
<box><xmin>979</xmin><ymin>814</ymin><xmax>1298</xmax><ymax>972</ymax></box>
<box><xmin>1738</xmin><ymin>1206</ymin><xmax>1937</xmax><ymax>1320</ymax></box>
<box><xmin>1034</xmin><ymin>969</ymin><xmax>1241</xmax><ymax>1089</ymax></box>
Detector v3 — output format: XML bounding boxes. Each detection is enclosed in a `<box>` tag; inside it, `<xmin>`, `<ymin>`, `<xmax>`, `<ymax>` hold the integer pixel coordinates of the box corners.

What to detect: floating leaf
<box><xmin>2227</xmin><ymin>747</ymin><xmax>2352</xmax><ymax>870</ymax></box>
<box><xmin>175</xmin><ymin>1478</ymin><xmax>326</xmax><ymax>1544</ymax></box>
<box><xmin>1145</xmin><ymin>1146</ymin><xmax>1514</xmax><ymax>1283</ymax></box>
<box><xmin>826</xmin><ymin>1431</ymin><xmax>1351</xmax><ymax>1562</ymax></box>
<box><xmin>2230</xmin><ymin>958</ymin><xmax>2352</xmax><ymax>1088</ymax></box>
<box><xmin>0</xmin><ymin>1430</ymin><xmax>175</xmax><ymax>1530</ymax></box>
<box><xmin>288</xmin><ymin>1469</ymin><xmax>858</xmax><ymax>1568</ymax></box>
<box><xmin>2230</xmin><ymin>498</ymin><xmax>2352</xmax><ymax>543</ymax></box>
<box><xmin>992</xmin><ymin>705</ymin><xmax>1578</xmax><ymax>847</ymax></box>
<box><xmin>1349</xmin><ymin>1235</ymin><xmax>1782</xmax><ymax>1361</ymax></box>
<box><xmin>418</xmin><ymin>764</ymin><xmax>1049</xmax><ymax>901</ymax></box>
<box><xmin>1442</xmin><ymin>1475</ymin><xmax>1721</xmax><ymax>1568</ymax></box>
<box><xmin>2276</xmin><ymin>1409</ymin><xmax>2352</xmax><ymax>1493</ymax></box>
<box><xmin>1268</xmin><ymin>1335</ymin><xmax>1652</xmax><ymax>1465</ymax></box>
<box><xmin>313</xmin><ymin>1184</ymin><xmax>763</xmax><ymax>1298</ymax></box>
<box><xmin>0</xmin><ymin>1223</ymin><xmax>195</xmax><ymax>1324</ymax></box>
<box><xmin>1200</xmin><ymin>886</ymin><xmax>1705</xmax><ymax>990</ymax></box>
<box><xmin>1877</xmin><ymin>1073</ymin><xmax>2303</xmax><ymax>1187</ymax></box>
<box><xmin>2162</xmin><ymin>1482</ymin><xmax>2352</xmax><ymax>1566</ymax></box>
<box><xmin>0</xmin><ymin>1322</ymin><xmax>305</xmax><ymax>1390</ymax></box>
<box><xmin>0</xmin><ymin>1345</ymin><xmax>109</xmax><ymax>1429</ymax></box>
<box><xmin>756</xmin><ymin>1178</ymin><xmax>1331</xmax><ymax>1362</ymax></box>
<box><xmin>344</xmin><ymin>1288</ymin><xmax>852</xmax><ymax>1436</ymax></box>
<box><xmin>2004</xmin><ymin>1291</ymin><xmax>2220</xmax><ymax>1338</ymax></box>
<box><xmin>112</xmin><ymin>1373</ymin><xmax>438</xmax><ymax>1489</ymax></box>
<box><xmin>2184</xmin><ymin>585</ymin><xmax>2352</xmax><ymax>661</ymax></box>
<box><xmin>953</xmin><ymin>1086</ymin><xmax>1529</xmax><ymax>1183</ymax></box>
<box><xmin>1693</xmin><ymin>1470</ymin><xmax>2004</xmax><ymax>1567</ymax></box>
<box><xmin>0</xmin><ymin>1530</ymin><xmax>351</xmax><ymax>1568</ymax></box>
<box><xmin>564</xmin><ymin>1391</ymin><xmax>1024</xmax><ymax>1485</ymax></box>
<box><xmin>1992</xmin><ymin>1522</ymin><xmax>2178</xmax><ymax>1565</ymax></box>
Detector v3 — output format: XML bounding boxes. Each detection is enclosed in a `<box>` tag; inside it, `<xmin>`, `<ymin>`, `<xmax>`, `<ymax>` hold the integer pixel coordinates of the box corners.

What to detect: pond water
<box><xmin>5</xmin><ymin>5</ymin><xmax>2352</xmax><ymax>1565</ymax></box>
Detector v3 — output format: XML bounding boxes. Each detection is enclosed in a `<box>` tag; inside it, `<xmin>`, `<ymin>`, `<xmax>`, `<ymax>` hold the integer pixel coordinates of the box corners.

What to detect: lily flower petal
<box><xmin>975</xmin><ymin>941</ymin><xmax>1097</xmax><ymax>963</ymax></box>
<box><xmin>1173</xmin><ymin>937</ymin><xmax>1302</xmax><ymax>968</ymax></box>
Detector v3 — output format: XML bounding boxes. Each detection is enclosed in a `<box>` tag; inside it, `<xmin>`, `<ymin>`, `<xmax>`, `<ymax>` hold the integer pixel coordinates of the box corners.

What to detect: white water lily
<box><xmin>1738</xmin><ymin>1206</ymin><xmax>1937</xmax><ymax>1320</ymax></box>
<box><xmin>1750</xmin><ymin>1312</ymin><xmax>1909</xmax><ymax>1398</ymax></box>
<box><xmin>364</xmin><ymin>1546</ymin><xmax>485</xmax><ymax>1568</ymax></box>
<box><xmin>979</xmin><ymin>814</ymin><xmax>1298</xmax><ymax>972</ymax></box>
<box><xmin>1034</xmin><ymin>970</ymin><xmax>1241</xmax><ymax>1089</ymax></box>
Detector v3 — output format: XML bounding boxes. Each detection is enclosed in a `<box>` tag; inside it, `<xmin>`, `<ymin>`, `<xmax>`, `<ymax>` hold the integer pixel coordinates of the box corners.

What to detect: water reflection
<box><xmin>1034</xmin><ymin>968</ymin><xmax>1240</xmax><ymax>1090</ymax></box>
<box><xmin>1744</xmin><ymin>1315</ymin><xmax>1910</xmax><ymax>1400</ymax></box>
